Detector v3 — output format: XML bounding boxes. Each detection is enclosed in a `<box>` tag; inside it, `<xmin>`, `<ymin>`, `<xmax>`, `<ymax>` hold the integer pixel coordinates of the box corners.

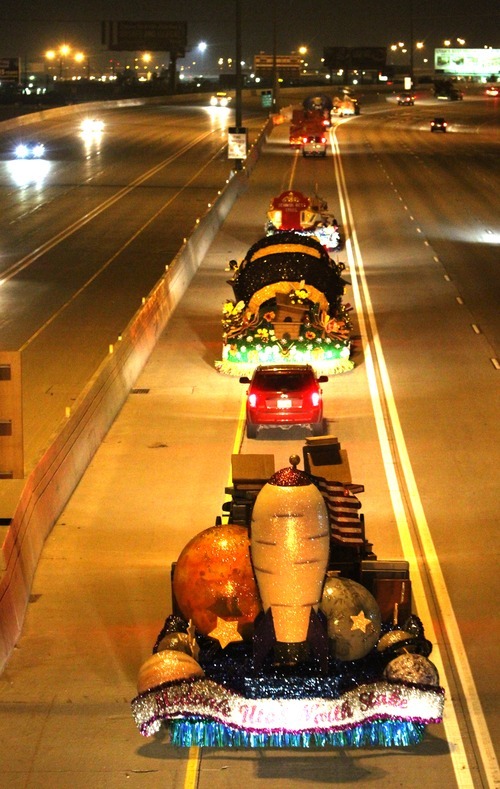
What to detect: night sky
<box><xmin>0</xmin><ymin>0</ymin><xmax>497</xmax><ymax>68</ymax></box>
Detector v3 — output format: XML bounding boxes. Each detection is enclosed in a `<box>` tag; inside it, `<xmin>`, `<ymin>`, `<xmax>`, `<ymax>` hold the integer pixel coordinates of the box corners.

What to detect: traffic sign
<box><xmin>228</xmin><ymin>127</ymin><xmax>247</xmax><ymax>160</ymax></box>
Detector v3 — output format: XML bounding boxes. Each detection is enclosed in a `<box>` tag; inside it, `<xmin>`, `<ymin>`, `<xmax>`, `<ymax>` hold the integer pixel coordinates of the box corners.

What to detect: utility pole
<box><xmin>233</xmin><ymin>0</ymin><xmax>244</xmax><ymax>171</ymax></box>
<box><xmin>235</xmin><ymin>0</ymin><xmax>242</xmax><ymax>129</ymax></box>
<box><xmin>409</xmin><ymin>0</ymin><xmax>414</xmax><ymax>86</ymax></box>
<box><xmin>272</xmin><ymin>0</ymin><xmax>279</xmax><ymax>111</ymax></box>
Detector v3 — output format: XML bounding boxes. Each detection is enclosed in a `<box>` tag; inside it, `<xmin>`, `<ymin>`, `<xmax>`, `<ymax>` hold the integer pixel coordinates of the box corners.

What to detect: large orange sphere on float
<box><xmin>172</xmin><ymin>524</ymin><xmax>262</xmax><ymax>640</ymax></box>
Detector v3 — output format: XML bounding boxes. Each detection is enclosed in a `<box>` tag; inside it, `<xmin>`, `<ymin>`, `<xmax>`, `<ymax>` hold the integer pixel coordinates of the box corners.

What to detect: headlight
<box><xmin>15</xmin><ymin>144</ymin><xmax>29</xmax><ymax>158</ymax></box>
<box><xmin>32</xmin><ymin>144</ymin><xmax>45</xmax><ymax>158</ymax></box>
<box><xmin>81</xmin><ymin>119</ymin><xmax>104</xmax><ymax>132</ymax></box>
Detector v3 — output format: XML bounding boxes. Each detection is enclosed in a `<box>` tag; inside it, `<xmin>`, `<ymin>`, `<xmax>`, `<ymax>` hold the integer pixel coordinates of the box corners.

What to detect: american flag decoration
<box><xmin>313</xmin><ymin>477</ymin><xmax>365</xmax><ymax>545</ymax></box>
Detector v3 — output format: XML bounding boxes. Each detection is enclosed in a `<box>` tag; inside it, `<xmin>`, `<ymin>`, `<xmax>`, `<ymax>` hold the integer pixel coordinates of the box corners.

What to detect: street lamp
<box><xmin>197</xmin><ymin>41</ymin><xmax>207</xmax><ymax>76</ymax></box>
<box><xmin>46</xmin><ymin>44</ymin><xmax>86</xmax><ymax>80</ymax></box>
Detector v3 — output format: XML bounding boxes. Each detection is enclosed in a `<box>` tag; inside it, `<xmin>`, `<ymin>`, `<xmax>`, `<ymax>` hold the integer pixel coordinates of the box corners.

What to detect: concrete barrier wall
<box><xmin>0</xmin><ymin>116</ymin><xmax>273</xmax><ymax>672</ymax></box>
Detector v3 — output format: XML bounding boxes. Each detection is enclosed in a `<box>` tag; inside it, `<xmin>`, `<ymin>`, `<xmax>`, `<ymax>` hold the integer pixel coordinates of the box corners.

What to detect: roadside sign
<box><xmin>0</xmin><ymin>58</ymin><xmax>20</xmax><ymax>83</ymax></box>
<box><xmin>228</xmin><ymin>127</ymin><xmax>247</xmax><ymax>160</ymax></box>
<box><xmin>261</xmin><ymin>89</ymin><xmax>273</xmax><ymax>108</ymax></box>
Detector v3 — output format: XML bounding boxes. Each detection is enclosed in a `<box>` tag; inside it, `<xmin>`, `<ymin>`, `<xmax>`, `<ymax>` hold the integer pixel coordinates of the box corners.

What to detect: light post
<box><xmin>46</xmin><ymin>44</ymin><xmax>86</xmax><ymax>81</ymax></box>
<box><xmin>142</xmin><ymin>52</ymin><xmax>152</xmax><ymax>80</ymax></box>
<box><xmin>272</xmin><ymin>0</ymin><xmax>279</xmax><ymax>111</ymax></box>
<box><xmin>58</xmin><ymin>44</ymin><xmax>70</xmax><ymax>79</ymax></box>
<box><xmin>74</xmin><ymin>50</ymin><xmax>86</xmax><ymax>79</ymax></box>
<box><xmin>197</xmin><ymin>41</ymin><xmax>207</xmax><ymax>77</ymax></box>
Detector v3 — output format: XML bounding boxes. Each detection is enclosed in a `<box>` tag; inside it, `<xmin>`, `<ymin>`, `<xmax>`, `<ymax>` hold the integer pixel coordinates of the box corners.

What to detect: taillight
<box><xmin>311</xmin><ymin>391</ymin><xmax>321</xmax><ymax>407</ymax></box>
<box><xmin>302</xmin><ymin>137</ymin><xmax>308</xmax><ymax>144</ymax></box>
<box><xmin>248</xmin><ymin>393</ymin><xmax>257</xmax><ymax>407</ymax></box>
<box><xmin>321</xmin><ymin>136</ymin><xmax>327</xmax><ymax>143</ymax></box>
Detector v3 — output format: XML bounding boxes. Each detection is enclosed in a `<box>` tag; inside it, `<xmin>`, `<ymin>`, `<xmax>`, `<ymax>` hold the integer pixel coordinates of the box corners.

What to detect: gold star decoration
<box><xmin>208</xmin><ymin>618</ymin><xmax>243</xmax><ymax>649</ymax></box>
<box><xmin>350</xmin><ymin>610</ymin><xmax>373</xmax><ymax>633</ymax></box>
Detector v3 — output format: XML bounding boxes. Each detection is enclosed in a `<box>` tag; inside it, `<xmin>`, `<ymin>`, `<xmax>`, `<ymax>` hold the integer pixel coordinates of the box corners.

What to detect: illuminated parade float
<box><xmin>131</xmin><ymin>445</ymin><xmax>444</xmax><ymax>748</ymax></box>
<box><xmin>215</xmin><ymin>194</ymin><xmax>353</xmax><ymax>377</ymax></box>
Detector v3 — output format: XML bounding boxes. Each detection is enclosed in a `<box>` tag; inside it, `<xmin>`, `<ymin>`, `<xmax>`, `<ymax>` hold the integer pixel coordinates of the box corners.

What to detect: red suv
<box><xmin>239</xmin><ymin>365</ymin><xmax>328</xmax><ymax>439</ymax></box>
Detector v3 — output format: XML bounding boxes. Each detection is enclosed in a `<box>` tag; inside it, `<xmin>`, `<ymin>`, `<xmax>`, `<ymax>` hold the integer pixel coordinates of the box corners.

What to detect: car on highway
<box><xmin>210</xmin><ymin>91</ymin><xmax>231</xmax><ymax>107</ymax></box>
<box><xmin>301</xmin><ymin>133</ymin><xmax>327</xmax><ymax>157</ymax></box>
<box><xmin>80</xmin><ymin>118</ymin><xmax>105</xmax><ymax>133</ymax></box>
<box><xmin>397</xmin><ymin>92</ymin><xmax>415</xmax><ymax>105</ymax></box>
<box><xmin>485</xmin><ymin>84</ymin><xmax>499</xmax><ymax>97</ymax></box>
<box><xmin>436</xmin><ymin>87</ymin><xmax>463</xmax><ymax>101</ymax></box>
<box><xmin>239</xmin><ymin>364</ymin><xmax>328</xmax><ymax>438</ymax></box>
<box><xmin>14</xmin><ymin>141</ymin><xmax>45</xmax><ymax>159</ymax></box>
<box><xmin>430</xmin><ymin>117</ymin><xmax>448</xmax><ymax>133</ymax></box>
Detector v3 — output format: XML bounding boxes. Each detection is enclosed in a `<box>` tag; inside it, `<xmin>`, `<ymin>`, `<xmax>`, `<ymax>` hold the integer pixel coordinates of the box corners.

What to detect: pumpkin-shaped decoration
<box><xmin>137</xmin><ymin>650</ymin><xmax>204</xmax><ymax>694</ymax></box>
<box><xmin>320</xmin><ymin>573</ymin><xmax>382</xmax><ymax>661</ymax></box>
<box><xmin>377</xmin><ymin>630</ymin><xmax>415</xmax><ymax>653</ymax></box>
<box><xmin>383</xmin><ymin>653</ymin><xmax>440</xmax><ymax>687</ymax></box>
<box><xmin>172</xmin><ymin>524</ymin><xmax>261</xmax><ymax>642</ymax></box>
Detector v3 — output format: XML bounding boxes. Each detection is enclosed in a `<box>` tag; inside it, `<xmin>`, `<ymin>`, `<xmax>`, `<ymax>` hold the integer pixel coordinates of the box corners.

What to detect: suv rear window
<box><xmin>253</xmin><ymin>370</ymin><xmax>315</xmax><ymax>391</ymax></box>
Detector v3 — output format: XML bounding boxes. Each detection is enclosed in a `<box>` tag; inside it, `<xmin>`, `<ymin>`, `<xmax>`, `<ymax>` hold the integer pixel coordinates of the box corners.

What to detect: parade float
<box><xmin>215</xmin><ymin>223</ymin><xmax>353</xmax><ymax>377</ymax></box>
<box><xmin>131</xmin><ymin>443</ymin><xmax>444</xmax><ymax>748</ymax></box>
<box><xmin>265</xmin><ymin>189</ymin><xmax>342</xmax><ymax>252</ymax></box>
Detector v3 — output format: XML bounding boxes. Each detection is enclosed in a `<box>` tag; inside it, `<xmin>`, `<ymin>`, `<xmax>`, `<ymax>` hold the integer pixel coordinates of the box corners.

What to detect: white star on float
<box><xmin>350</xmin><ymin>610</ymin><xmax>373</xmax><ymax>633</ymax></box>
<box><xmin>208</xmin><ymin>618</ymin><xmax>243</xmax><ymax>649</ymax></box>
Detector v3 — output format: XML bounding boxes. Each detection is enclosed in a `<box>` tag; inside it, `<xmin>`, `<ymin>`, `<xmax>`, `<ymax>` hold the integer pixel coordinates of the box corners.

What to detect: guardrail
<box><xmin>0</xmin><ymin>112</ymin><xmax>273</xmax><ymax>672</ymax></box>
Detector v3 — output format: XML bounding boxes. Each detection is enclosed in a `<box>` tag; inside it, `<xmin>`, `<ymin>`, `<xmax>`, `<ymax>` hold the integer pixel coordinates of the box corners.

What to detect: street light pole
<box><xmin>409</xmin><ymin>0</ymin><xmax>414</xmax><ymax>85</ymax></box>
<box><xmin>235</xmin><ymin>0</ymin><xmax>242</xmax><ymax>129</ymax></box>
<box><xmin>233</xmin><ymin>0</ymin><xmax>243</xmax><ymax>171</ymax></box>
<box><xmin>272</xmin><ymin>0</ymin><xmax>279</xmax><ymax>111</ymax></box>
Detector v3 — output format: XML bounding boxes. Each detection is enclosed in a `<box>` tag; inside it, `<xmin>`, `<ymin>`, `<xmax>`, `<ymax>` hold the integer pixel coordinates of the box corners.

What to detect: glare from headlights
<box><xmin>80</xmin><ymin>119</ymin><xmax>105</xmax><ymax>133</ymax></box>
<box><xmin>15</xmin><ymin>143</ymin><xmax>45</xmax><ymax>158</ymax></box>
<box><xmin>7</xmin><ymin>159</ymin><xmax>51</xmax><ymax>186</ymax></box>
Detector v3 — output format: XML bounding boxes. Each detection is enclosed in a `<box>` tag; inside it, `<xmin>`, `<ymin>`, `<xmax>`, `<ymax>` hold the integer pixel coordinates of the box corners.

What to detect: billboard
<box><xmin>253</xmin><ymin>53</ymin><xmax>302</xmax><ymax>77</ymax></box>
<box><xmin>0</xmin><ymin>57</ymin><xmax>20</xmax><ymax>83</ymax></box>
<box><xmin>323</xmin><ymin>47</ymin><xmax>387</xmax><ymax>70</ymax></box>
<box><xmin>434</xmin><ymin>48</ymin><xmax>500</xmax><ymax>76</ymax></box>
<box><xmin>102</xmin><ymin>21</ymin><xmax>187</xmax><ymax>56</ymax></box>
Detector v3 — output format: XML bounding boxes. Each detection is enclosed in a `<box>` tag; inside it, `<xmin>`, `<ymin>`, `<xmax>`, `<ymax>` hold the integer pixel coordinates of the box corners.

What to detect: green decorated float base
<box><xmin>216</xmin><ymin>341</ymin><xmax>354</xmax><ymax>377</ymax></box>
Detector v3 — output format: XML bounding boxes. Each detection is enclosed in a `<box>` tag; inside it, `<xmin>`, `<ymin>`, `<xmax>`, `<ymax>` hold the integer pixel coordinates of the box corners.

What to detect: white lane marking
<box><xmin>332</xmin><ymin>129</ymin><xmax>498</xmax><ymax>787</ymax></box>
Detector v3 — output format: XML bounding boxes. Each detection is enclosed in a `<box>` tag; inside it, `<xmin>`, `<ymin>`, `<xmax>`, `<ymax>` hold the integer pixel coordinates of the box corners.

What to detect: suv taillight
<box><xmin>248</xmin><ymin>393</ymin><xmax>257</xmax><ymax>407</ymax></box>
<box><xmin>311</xmin><ymin>391</ymin><xmax>321</xmax><ymax>407</ymax></box>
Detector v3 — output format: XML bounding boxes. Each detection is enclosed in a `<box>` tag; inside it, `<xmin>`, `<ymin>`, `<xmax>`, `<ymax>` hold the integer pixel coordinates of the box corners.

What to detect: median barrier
<box><xmin>0</xmin><ymin>115</ymin><xmax>274</xmax><ymax>672</ymax></box>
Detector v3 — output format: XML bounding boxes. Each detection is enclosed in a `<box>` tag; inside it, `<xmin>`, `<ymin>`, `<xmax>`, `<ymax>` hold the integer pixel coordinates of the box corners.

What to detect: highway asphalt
<box><xmin>1</xmin><ymin>99</ymin><xmax>497</xmax><ymax>788</ymax></box>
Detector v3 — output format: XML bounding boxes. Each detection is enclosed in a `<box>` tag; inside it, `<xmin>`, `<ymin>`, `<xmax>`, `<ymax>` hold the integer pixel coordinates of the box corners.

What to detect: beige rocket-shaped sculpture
<box><xmin>251</xmin><ymin>456</ymin><xmax>330</xmax><ymax>663</ymax></box>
